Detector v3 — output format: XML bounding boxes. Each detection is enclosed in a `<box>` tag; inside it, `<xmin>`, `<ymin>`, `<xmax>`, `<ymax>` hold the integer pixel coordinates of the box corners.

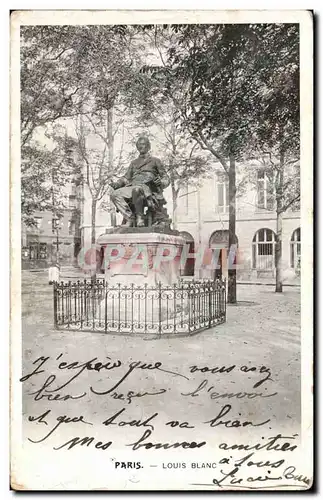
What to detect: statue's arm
<box><xmin>111</xmin><ymin>163</ymin><xmax>133</xmax><ymax>189</ymax></box>
<box><xmin>156</xmin><ymin>158</ymin><xmax>170</xmax><ymax>189</ymax></box>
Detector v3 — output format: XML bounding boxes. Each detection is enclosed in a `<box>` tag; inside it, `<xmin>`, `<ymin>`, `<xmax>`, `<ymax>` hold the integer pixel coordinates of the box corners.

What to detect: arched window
<box><xmin>209</xmin><ymin>230</ymin><xmax>238</xmax><ymax>247</ymax></box>
<box><xmin>252</xmin><ymin>228</ymin><xmax>276</xmax><ymax>270</ymax></box>
<box><xmin>290</xmin><ymin>228</ymin><xmax>301</xmax><ymax>269</ymax></box>
<box><xmin>209</xmin><ymin>230</ymin><xmax>238</xmax><ymax>279</ymax></box>
<box><xmin>179</xmin><ymin>231</ymin><xmax>195</xmax><ymax>276</ymax></box>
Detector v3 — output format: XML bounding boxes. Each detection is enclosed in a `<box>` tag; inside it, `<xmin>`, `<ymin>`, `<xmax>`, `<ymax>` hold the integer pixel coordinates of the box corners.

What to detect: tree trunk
<box><xmin>275</xmin><ymin>152</ymin><xmax>284</xmax><ymax>293</ymax></box>
<box><xmin>91</xmin><ymin>197</ymin><xmax>97</xmax><ymax>281</ymax></box>
<box><xmin>275</xmin><ymin>210</ymin><xmax>283</xmax><ymax>292</ymax></box>
<box><xmin>107</xmin><ymin>107</ymin><xmax>116</xmax><ymax>228</ymax></box>
<box><xmin>196</xmin><ymin>186</ymin><xmax>202</xmax><ymax>279</ymax></box>
<box><xmin>107</xmin><ymin>108</ymin><xmax>113</xmax><ymax>165</ymax></box>
<box><xmin>227</xmin><ymin>155</ymin><xmax>237</xmax><ymax>304</ymax></box>
<box><xmin>171</xmin><ymin>183</ymin><xmax>178</xmax><ymax>230</ymax></box>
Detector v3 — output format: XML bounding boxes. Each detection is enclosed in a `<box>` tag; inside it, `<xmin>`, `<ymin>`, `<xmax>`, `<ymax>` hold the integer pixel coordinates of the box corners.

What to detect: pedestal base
<box><xmin>97</xmin><ymin>284</ymin><xmax>191</xmax><ymax>335</ymax></box>
<box><xmin>97</xmin><ymin>231</ymin><xmax>185</xmax><ymax>286</ymax></box>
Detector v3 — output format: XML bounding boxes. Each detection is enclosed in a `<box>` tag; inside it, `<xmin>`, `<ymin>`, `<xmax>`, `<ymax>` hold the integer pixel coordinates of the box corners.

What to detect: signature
<box><xmin>191</xmin><ymin>465</ymin><xmax>311</xmax><ymax>488</ymax></box>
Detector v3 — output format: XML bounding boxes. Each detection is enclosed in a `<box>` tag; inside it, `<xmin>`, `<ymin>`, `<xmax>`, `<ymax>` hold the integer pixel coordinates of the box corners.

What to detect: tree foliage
<box><xmin>249</xmin><ymin>24</ymin><xmax>299</xmax><ymax>157</ymax></box>
<box><xmin>20</xmin><ymin>25</ymin><xmax>141</xmax><ymax>223</ymax></box>
<box><xmin>21</xmin><ymin>25</ymin><xmax>137</xmax><ymax>142</ymax></box>
<box><xmin>136</xmin><ymin>24</ymin><xmax>299</xmax><ymax>167</ymax></box>
<box><xmin>136</xmin><ymin>23</ymin><xmax>300</xmax><ymax>296</ymax></box>
<box><xmin>21</xmin><ymin>23</ymin><xmax>300</xmax><ymax>244</ymax></box>
<box><xmin>21</xmin><ymin>126</ymin><xmax>79</xmax><ymax>226</ymax></box>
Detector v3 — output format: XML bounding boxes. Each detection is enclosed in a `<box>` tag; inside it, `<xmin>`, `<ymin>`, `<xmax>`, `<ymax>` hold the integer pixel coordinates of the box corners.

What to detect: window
<box><xmin>34</xmin><ymin>217</ymin><xmax>42</xmax><ymax>229</ymax></box>
<box><xmin>68</xmin><ymin>220</ymin><xmax>75</xmax><ymax>235</ymax></box>
<box><xmin>27</xmin><ymin>242</ymin><xmax>47</xmax><ymax>260</ymax></box>
<box><xmin>209</xmin><ymin>230</ymin><xmax>238</xmax><ymax>278</ymax></box>
<box><xmin>290</xmin><ymin>228</ymin><xmax>301</xmax><ymax>269</ymax></box>
<box><xmin>216</xmin><ymin>173</ymin><xmax>229</xmax><ymax>213</ymax></box>
<box><xmin>29</xmin><ymin>243</ymin><xmax>38</xmax><ymax>260</ymax></box>
<box><xmin>179</xmin><ymin>231</ymin><xmax>195</xmax><ymax>276</ymax></box>
<box><xmin>39</xmin><ymin>243</ymin><xmax>47</xmax><ymax>259</ymax></box>
<box><xmin>257</xmin><ymin>170</ymin><xmax>274</xmax><ymax>210</ymax></box>
<box><xmin>69</xmin><ymin>195</ymin><xmax>76</xmax><ymax>209</ymax></box>
<box><xmin>252</xmin><ymin>229</ymin><xmax>276</xmax><ymax>270</ymax></box>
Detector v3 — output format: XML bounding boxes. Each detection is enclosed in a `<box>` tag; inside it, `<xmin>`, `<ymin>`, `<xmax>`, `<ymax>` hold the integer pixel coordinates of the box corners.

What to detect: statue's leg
<box><xmin>132</xmin><ymin>187</ymin><xmax>145</xmax><ymax>227</ymax></box>
<box><xmin>110</xmin><ymin>188</ymin><xmax>134</xmax><ymax>226</ymax></box>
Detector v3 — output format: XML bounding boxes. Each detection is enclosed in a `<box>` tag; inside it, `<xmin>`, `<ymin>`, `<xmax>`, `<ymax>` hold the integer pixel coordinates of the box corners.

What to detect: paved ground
<box><xmin>16</xmin><ymin>270</ymin><xmax>303</xmax><ymax>489</ymax></box>
<box><xmin>21</xmin><ymin>270</ymin><xmax>300</xmax><ymax>428</ymax></box>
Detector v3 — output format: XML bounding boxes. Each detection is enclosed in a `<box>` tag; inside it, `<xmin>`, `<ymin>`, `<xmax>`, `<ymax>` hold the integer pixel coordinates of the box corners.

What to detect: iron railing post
<box><xmin>158</xmin><ymin>281</ymin><xmax>162</xmax><ymax>336</ymax></box>
<box><xmin>131</xmin><ymin>282</ymin><xmax>134</xmax><ymax>334</ymax></box>
<box><xmin>173</xmin><ymin>282</ymin><xmax>176</xmax><ymax>334</ymax></box>
<box><xmin>104</xmin><ymin>285</ymin><xmax>108</xmax><ymax>333</ymax></box>
<box><xmin>67</xmin><ymin>280</ymin><xmax>71</xmax><ymax>329</ymax></box>
<box><xmin>61</xmin><ymin>281</ymin><xmax>65</xmax><ymax>324</ymax></box>
<box><xmin>209</xmin><ymin>282</ymin><xmax>212</xmax><ymax>328</ymax></box>
<box><xmin>53</xmin><ymin>282</ymin><xmax>57</xmax><ymax>328</ymax></box>
<box><xmin>224</xmin><ymin>278</ymin><xmax>227</xmax><ymax>320</ymax></box>
<box><xmin>188</xmin><ymin>282</ymin><xmax>191</xmax><ymax>334</ymax></box>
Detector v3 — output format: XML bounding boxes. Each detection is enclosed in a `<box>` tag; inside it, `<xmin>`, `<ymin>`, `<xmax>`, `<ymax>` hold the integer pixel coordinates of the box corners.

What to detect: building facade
<box><xmin>74</xmin><ymin>158</ymin><xmax>300</xmax><ymax>283</ymax></box>
<box><xmin>21</xmin><ymin>189</ymin><xmax>81</xmax><ymax>270</ymax></box>
<box><xmin>170</xmin><ymin>167</ymin><xmax>301</xmax><ymax>282</ymax></box>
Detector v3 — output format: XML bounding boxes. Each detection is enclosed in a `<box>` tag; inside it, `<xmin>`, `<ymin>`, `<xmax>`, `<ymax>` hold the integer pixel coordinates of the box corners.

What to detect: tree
<box><xmin>20</xmin><ymin>25</ymin><xmax>141</xmax><ymax>223</ymax></box>
<box><xmin>148</xmin><ymin>24</ymin><xmax>260</xmax><ymax>303</ymax></box>
<box><xmin>249</xmin><ymin>24</ymin><xmax>300</xmax><ymax>292</ymax></box>
<box><xmin>142</xmin><ymin>23</ymin><xmax>299</xmax><ymax>298</ymax></box>
<box><xmin>21</xmin><ymin>125</ymin><xmax>78</xmax><ymax>227</ymax></box>
<box><xmin>20</xmin><ymin>25</ymin><xmax>136</xmax><ymax>142</ymax></box>
<box><xmin>73</xmin><ymin>107</ymin><xmax>129</xmax><ymax>277</ymax></box>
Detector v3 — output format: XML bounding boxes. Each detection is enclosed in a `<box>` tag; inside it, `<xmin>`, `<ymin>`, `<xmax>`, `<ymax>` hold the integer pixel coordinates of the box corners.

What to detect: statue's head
<box><xmin>136</xmin><ymin>136</ymin><xmax>151</xmax><ymax>155</ymax></box>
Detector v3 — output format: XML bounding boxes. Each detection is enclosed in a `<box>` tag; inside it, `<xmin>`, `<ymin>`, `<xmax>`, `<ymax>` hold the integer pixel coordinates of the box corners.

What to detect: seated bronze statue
<box><xmin>110</xmin><ymin>136</ymin><xmax>171</xmax><ymax>229</ymax></box>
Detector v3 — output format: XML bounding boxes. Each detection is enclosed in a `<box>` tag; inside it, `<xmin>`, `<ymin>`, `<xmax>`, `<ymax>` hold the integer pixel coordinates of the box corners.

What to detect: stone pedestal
<box><xmin>96</xmin><ymin>229</ymin><xmax>186</xmax><ymax>332</ymax></box>
<box><xmin>97</xmin><ymin>229</ymin><xmax>185</xmax><ymax>286</ymax></box>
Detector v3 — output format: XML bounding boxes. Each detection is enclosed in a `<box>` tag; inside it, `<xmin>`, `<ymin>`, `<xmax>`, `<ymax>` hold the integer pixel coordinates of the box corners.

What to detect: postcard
<box><xmin>10</xmin><ymin>9</ymin><xmax>313</xmax><ymax>491</ymax></box>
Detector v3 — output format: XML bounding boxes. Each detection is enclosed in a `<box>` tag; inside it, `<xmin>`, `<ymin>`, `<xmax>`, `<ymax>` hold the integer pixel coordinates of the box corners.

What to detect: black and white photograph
<box><xmin>10</xmin><ymin>9</ymin><xmax>313</xmax><ymax>491</ymax></box>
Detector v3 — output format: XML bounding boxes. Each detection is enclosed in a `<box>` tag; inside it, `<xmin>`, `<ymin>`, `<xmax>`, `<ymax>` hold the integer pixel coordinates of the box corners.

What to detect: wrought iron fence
<box><xmin>53</xmin><ymin>278</ymin><xmax>226</xmax><ymax>336</ymax></box>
